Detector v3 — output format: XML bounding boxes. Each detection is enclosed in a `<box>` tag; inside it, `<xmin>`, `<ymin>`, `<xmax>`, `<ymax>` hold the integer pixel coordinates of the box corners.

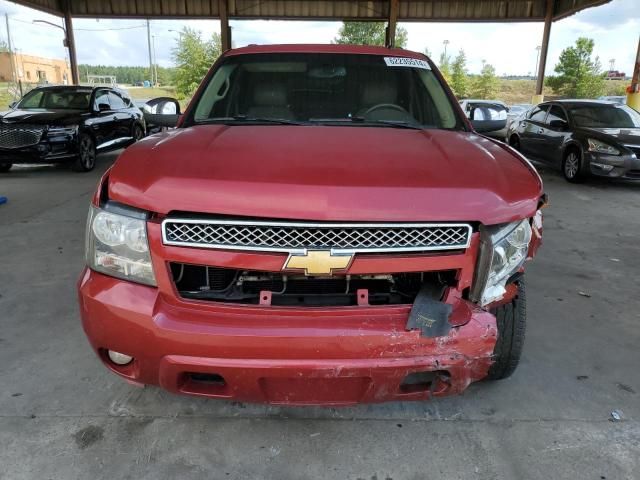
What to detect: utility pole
<box><xmin>146</xmin><ymin>19</ymin><xmax>153</xmax><ymax>85</ymax></box>
<box><xmin>152</xmin><ymin>34</ymin><xmax>158</xmax><ymax>86</ymax></box>
<box><xmin>5</xmin><ymin>14</ymin><xmax>17</xmax><ymax>85</ymax></box>
<box><xmin>533</xmin><ymin>45</ymin><xmax>541</xmax><ymax>80</ymax></box>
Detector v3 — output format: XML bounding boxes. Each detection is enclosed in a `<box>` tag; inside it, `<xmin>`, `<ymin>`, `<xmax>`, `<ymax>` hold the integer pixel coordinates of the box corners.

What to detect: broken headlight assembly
<box><xmin>85</xmin><ymin>204</ymin><xmax>156</xmax><ymax>286</ymax></box>
<box><xmin>471</xmin><ymin>219</ymin><xmax>532</xmax><ymax>306</ymax></box>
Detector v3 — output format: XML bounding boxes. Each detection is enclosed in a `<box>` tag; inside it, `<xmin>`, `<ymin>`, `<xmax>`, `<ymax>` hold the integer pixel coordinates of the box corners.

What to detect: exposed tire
<box><xmin>562</xmin><ymin>148</ymin><xmax>586</xmax><ymax>183</ymax></box>
<box><xmin>133</xmin><ymin>124</ymin><xmax>145</xmax><ymax>141</ymax></box>
<box><xmin>0</xmin><ymin>163</ymin><xmax>12</xmax><ymax>172</ymax></box>
<box><xmin>509</xmin><ymin>135</ymin><xmax>521</xmax><ymax>151</ymax></box>
<box><xmin>486</xmin><ymin>279</ymin><xmax>526</xmax><ymax>381</ymax></box>
<box><xmin>72</xmin><ymin>133</ymin><xmax>97</xmax><ymax>172</ymax></box>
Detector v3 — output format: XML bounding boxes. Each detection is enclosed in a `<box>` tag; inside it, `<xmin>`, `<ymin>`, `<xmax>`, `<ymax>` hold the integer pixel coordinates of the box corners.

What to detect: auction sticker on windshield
<box><xmin>384</xmin><ymin>57</ymin><xmax>431</xmax><ymax>69</ymax></box>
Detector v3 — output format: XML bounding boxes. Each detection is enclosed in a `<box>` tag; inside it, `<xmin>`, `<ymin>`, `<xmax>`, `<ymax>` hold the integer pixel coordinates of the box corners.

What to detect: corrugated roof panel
<box><xmin>11</xmin><ymin>0</ymin><xmax>612</xmax><ymax>21</ymax></box>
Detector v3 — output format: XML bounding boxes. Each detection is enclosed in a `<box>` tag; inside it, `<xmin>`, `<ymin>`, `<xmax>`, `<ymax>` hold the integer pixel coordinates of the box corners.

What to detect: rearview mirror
<box><xmin>9</xmin><ymin>101</ymin><xmax>16</xmax><ymax>109</ymax></box>
<box><xmin>143</xmin><ymin>97</ymin><xmax>182</xmax><ymax>130</ymax></box>
<box><xmin>469</xmin><ymin>103</ymin><xmax>507</xmax><ymax>133</ymax></box>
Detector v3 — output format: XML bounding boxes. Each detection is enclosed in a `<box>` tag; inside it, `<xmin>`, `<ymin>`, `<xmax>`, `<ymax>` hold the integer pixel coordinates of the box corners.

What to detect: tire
<box><xmin>509</xmin><ymin>135</ymin><xmax>521</xmax><ymax>151</ymax></box>
<box><xmin>486</xmin><ymin>279</ymin><xmax>526</xmax><ymax>380</ymax></box>
<box><xmin>133</xmin><ymin>124</ymin><xmax>144</xmax><ymax>141</ymax></box>
<box><xmin>72</xmin><ymin>133</ymin><xmax>97</xmax><ymax>172</ymax></box>
<box><xmin>0</xmin><ymin>163</ymin><xmax>12</xmax><ymax>172</ymax></box>
<box><xmin>562</xmin><ymin>148</ymin><xmax>586</xmax><ymax>183</ymax></box>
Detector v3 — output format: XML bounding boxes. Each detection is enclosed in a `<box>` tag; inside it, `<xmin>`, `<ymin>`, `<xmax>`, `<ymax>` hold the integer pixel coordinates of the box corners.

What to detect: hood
<box><xmin>0</xmin><ymin>108</ymin><xmax>86</xmax><ymax>126</ymax></box>
<box><xmin>577</xmin><ymin>127</ymin><xmax>640</xmax><ymax>145</ymax></box>
<box><xmin>108</xmin><ymin>125</ymin><xmax>543</xmax><ymax>225</ymax></box>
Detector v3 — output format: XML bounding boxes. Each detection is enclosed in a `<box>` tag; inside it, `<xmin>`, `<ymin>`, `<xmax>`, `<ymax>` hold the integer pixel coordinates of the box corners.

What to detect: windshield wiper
<box><xmin>309</xmin><ymin>117</ymin><xmax>424</xmax><ymax>130</ymax></box>
<box><xmin>200</xmin><ymin>115</ymin><xmax>305</xmax><ymax>126</ymax></box>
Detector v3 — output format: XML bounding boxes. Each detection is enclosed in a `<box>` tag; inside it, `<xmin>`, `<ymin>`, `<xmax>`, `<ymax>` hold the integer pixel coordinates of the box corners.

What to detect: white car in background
<box><xmin>505</xmin><ymin>104</ymin><xmax>533</xmax><ymax>141</ymax></box>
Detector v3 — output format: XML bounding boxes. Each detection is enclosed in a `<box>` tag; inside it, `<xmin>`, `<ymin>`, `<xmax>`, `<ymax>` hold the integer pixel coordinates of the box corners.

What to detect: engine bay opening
<box><xmin>169</xmin><ymin>263</ymin><xmax>458</xmax><ymax>307</ymax></box>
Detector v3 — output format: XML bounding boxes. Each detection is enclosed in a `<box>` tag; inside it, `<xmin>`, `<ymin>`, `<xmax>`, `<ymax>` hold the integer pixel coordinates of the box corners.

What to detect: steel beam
<box><xmin>534</xmin><ymin>0</ymin><xmax>554</xmax><ymax>99</ymax></box>
<box><xmin>63</xmin><ymin>0</ymin><xmax>79</xmax><ymax>84</ymax></box>
<box><xmin>386</xmin><ymin>0</ymin><xmax>399</xmax><ymax>48</ymax></box>
<box><xmin>220</xmin><ymin>0</ymin><xmax>231</xmax><ymax>51</ymax></box>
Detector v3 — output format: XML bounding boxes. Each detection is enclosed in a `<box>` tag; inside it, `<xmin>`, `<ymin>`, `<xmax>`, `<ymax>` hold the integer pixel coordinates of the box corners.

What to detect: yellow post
<box><xmin>627</xmin><ymin>36</ymin><xmax>639</xmax><ymax>111</ymax></box>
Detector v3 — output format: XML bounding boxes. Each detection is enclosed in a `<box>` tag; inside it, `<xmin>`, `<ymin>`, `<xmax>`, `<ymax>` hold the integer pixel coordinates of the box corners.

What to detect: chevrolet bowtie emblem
<box><xmin>283</xmin><ymin>250</ymin><xmax>353</xmax><ymax>275</ymax></box>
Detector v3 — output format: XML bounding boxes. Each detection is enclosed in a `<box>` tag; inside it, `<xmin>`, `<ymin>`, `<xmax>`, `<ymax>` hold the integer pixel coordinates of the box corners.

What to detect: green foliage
<box><xmin>0</xmin><ymin>40</ymin><xmax>8</xmax><ymax>53</ymax></box>
<box><xmin>172</xmin><ymin>27</ymin><xmax>221</xmax><ymax>99</ymax></box>
<box><xmin>469</xmin><ymin>62</ymin><xmax>499</xmax><ymax>99</ymax></box>
<box><xmin>438</xmin><ymin>52</ymin><xmax>452</xmax><ymax>84</ymax></box>
<box><xmin>423</xmin><ymin>47</ymin><xmax>432</xmax><ymax>58</ymax></box>
<box><xmin>546</xmin><ymin>37</ymin><xmax>605</xmax><ymax>98</ymax></box>
<box><xmin>78</xmin><ymin>64</ymin><xmax>176</xmax><ymax>86</ymax></box>
<box><xmin>450</xmin><ymin>50</ymin><xmax>469</xmax><ymax>98</ymax></box>
<box><xmin>334</xmin><ymin>22</ymin><xmax>408</xmax><ymax>48</ymax></box>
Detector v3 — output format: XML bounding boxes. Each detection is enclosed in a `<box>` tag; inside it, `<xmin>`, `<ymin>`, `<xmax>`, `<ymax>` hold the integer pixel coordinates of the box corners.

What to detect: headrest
<box><xmin>361</xmin><ymin>79</ymin><xmax>398</xmax><ymax>106</ymax></box>
<box><xmin>253</xmin><ymin>82</ymin><xmax>287</xmax><ymax>106</ymax></box>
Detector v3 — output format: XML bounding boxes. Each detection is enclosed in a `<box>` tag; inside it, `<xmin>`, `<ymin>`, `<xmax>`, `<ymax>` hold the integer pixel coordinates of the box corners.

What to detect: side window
<box><xmin>108</xmin><ymin>92</ymin><xmax>127</xmax><ymax>110</ymax></box>
<box><xmin>94</xmin><ymin>90</ymin><xmax>111</xmax><ymax>111</ymax></box>
<box><xmin>528</xmin><ymin>105</ymin><xmax>548</xmax><ymax>123</ymax></box>
<box><xmin>546</xmin><ymin>105</ymin><xmax>567</xmax><ymax>124</ymax></box>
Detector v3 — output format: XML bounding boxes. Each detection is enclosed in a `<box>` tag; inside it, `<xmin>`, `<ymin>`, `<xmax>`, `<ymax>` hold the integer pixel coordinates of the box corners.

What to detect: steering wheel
<box><xmin>364</xmin><ymin>103</ymin><xmax>410</xmax><ymax>117</ymax></box>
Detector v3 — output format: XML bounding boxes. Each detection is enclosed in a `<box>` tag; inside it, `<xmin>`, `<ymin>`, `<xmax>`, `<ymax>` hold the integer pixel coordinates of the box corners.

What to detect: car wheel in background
<box><xmin>562</xmin><ymin>149</ymin><xmax>586</xmax><ymax>183</ymax></box>
<box><xmin>508</xmin><ymin>135</ymin><xmax>521</xmax><ymax>151</ymax></box>
<box><xmin>133</xmin><ymin>124</ymin><xmax>145</xmax><ymax>141</ymax></box>
<box><xmin>72</xmin><ymin>134</ymin><xmax>97</xmax><ymax>172</ymax></box>
<box><xmin>0</xmin><ymin>163</ymin><xmax>12</xmax><ymax>172</ymax></box>
<box><xmin>486</xmin><ymin>279</ymin><xmax>526</xmax><ymax>380</ymax></box>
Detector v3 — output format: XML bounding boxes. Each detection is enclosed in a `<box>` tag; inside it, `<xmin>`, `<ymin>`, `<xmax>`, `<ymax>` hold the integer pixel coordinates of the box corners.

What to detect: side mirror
<box><xmin>549</xmin><ymin>119</ymin><xmax>568</xmax><ymax>130</ymax></box>
<box><xmin>9</xmin><ymin>101</ymin><xmax>17</xmax><ymax>109</ymax></box>
<box><xmin>97</xmin><ymin>103</ymin><xmax>111</xmax><ymax>112</ymax></box>
<box><xmin>143</xmin><ymin>97</ymin><xmax>181</xmax><ymax>129</ymax></box>
<box><xmin>470</xmin><ymin>103</ymin><xmax>508</xmax><ymax>133</ymax></box>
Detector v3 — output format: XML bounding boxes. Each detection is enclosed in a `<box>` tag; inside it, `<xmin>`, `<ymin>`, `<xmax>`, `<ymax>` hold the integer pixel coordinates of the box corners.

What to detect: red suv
<box><xmin>78</xmin><ymin>44</ymin><xmax>545</xmax><ymax>405</ymax></box>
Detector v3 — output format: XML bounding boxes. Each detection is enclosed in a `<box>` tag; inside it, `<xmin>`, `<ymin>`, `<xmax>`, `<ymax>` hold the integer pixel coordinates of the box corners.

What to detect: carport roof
<box><xmin>13</xmin><ymin>0</ymin><xmax>611</xmax><ymax>21</ymax></box>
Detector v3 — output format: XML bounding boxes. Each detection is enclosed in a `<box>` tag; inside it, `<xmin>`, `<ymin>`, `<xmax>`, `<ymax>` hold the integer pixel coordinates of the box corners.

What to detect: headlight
<box><xmin>85</xmin><ymin>205</ymin><xmax>156</xmax><ymax>286</ymax></box>
<box><xmin>471</xmin><ymin>219</ymin><xmax>532</xmax><ymax>306</ymax></box>
<box><xmin>48</xmin><ymin>125</ymin><xmax>78</xmax><ymax>136</ymax></box>
<box><xmin>587</xmin><ymin>138</ymin><xmax>620</xmax><ymax>155</ymax></box>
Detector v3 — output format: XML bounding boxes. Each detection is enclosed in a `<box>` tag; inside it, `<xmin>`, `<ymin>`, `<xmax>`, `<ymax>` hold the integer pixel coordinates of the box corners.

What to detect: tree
<box><xmin>470</xmin><ymin>62</ymin><xmax>499</xmax><ymax>99</ymax></box>
<box><xmin>423</xmin><ymin>47</ymin><xmax>432</xmax><ymax>58</ymax></box>
<box><xmin>172</xmin><ymin>27</ymin><xmax>221</xmax><ymax>98</ymax></box>
<box><xmin>334</xmin><ymin>22</ymin><xmax>408</xmax><ymax>48</ymax></box>
<box><xmin>439</xmin><ymin>51</ymin><xmax>452</xmax><ymax>84</ymax></box>
<box><xmin>0</xmin><ymin>40</ymin><xmax>8</xmax><ymax>53</ymax></box>
<box><xmin>546</xmin><ymin>37</ymin><xmax>605</xmax><ymax>98</ymax></box>
<box><xmin>450</xmin><ymin>49</ymin><xmax>469</xmax><ymax>98</ymax></box>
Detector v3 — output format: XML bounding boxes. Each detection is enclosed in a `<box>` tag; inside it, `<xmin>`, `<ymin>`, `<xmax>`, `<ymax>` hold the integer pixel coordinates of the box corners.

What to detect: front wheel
<box><xmin>562</xmin><ymin>149</ymin><xmax>586</xmax><ymax>183</ymax></box>
<box><xmin>72</xmin><ymin>134</ymin><xmax>96</xmax><ymax>172</ymax></box>
<box><xmin>0</xmin><ymin>163</ymin><xmax>12</xmax><ymax>172</ymax></box>
<box><xmin>486</xmin><ymin>279</ymin><xmax>526</xmax><ymax>380</ymax></box>
<box><xmin>133</xmin><ymin>124</ymin><xmax>144</xmax><ymax>141</ymax></box>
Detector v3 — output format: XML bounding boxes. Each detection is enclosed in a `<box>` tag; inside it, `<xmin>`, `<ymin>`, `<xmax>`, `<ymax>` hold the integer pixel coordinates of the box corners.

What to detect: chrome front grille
<box><xmin>0</xmin><ymin>124</ymin><xmax>45</xmax><ymax>148</ymax></box>
<box><xmin>162</xmin><ymin>219</ymin><xmax>472</xmax><ymax>253</ymax></box>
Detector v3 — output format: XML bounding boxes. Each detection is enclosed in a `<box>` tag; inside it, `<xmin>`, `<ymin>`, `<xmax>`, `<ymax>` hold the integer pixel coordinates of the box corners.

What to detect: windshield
<box><xmin>570</xmin><ymin>104</ymin><xmax>640</xmax><ymax>128</ymax></box>
<box><xmin>17</xmin><ymin>89</ymin><xmax>91</xmax><ymax>110</ymax></box>
<box><xmin>191</xmin><ymin>53</ymin><xmax>460</xmax><ymax>129</ymax></box>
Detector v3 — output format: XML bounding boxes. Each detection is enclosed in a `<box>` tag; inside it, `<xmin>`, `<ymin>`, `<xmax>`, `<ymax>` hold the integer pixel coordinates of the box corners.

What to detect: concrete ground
<box><xmin>0</xmin><ymin>152</ymin><xmax>639</xmax><ymax>480</ymax></box>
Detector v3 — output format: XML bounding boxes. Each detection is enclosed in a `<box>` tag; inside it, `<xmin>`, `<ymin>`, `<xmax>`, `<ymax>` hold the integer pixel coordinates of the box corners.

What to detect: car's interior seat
<box><xmin>246</xmin><ymin>83</ymin><xmax>294</xmax><ymax>120</ymax></box>
<box><xmin>356</xmin><ymin>78</ymin><xmax>412</xmax><ymax>122</ymax></box>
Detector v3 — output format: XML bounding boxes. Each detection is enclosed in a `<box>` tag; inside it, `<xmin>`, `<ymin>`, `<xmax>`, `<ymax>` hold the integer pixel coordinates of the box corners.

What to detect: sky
<box><xmin>0</xmin><ymin>0</ymin><xmax>637</xmax><ymax>76</ymax></box>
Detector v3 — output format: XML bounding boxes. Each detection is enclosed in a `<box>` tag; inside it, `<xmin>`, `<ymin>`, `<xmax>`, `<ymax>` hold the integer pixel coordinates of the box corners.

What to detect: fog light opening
<box><xmin>107</xmin><ymin>350</ymin><xmax>133</xmax><ymax>365</ymax></box>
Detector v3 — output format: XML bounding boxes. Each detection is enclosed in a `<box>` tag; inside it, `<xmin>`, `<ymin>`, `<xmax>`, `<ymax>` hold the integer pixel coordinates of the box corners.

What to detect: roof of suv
<box><xmin>225</xmin><ymin>43</ymin><xmax>426</xmax><ymax>59</ymax></box>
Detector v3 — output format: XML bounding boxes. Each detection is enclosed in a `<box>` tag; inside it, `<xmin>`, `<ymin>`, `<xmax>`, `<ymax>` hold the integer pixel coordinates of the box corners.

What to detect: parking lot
<box><xmin>0</xmin><ymin>151</ymin><xmax>639</xmax><ymax>479</ymax></box>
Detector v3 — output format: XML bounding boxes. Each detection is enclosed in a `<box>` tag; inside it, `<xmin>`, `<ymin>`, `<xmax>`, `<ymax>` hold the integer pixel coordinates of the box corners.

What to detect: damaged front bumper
<box><xmin>78</xmin><ymin>268</ymin><xmax>498</xmax><ymax>405</ymax></box>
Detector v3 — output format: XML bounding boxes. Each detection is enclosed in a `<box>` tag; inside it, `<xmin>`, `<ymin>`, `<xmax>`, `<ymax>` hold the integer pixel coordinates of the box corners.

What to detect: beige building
<box><xmin>0</xmin><ymin>52</ymin><xmax>71</xmax><ymax>85</ymax></box>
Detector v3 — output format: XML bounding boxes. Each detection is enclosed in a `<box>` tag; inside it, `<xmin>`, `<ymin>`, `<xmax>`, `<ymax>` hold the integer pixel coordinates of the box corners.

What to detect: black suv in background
<box><xmin>508</xmin><ymin>100</ymin><xmax>640</xmax><ymax>182</ymax></box>
<box><xmin>0</xmin><ymin>85</ymin><xmax>145</xmax><ymax>172</ymax></box>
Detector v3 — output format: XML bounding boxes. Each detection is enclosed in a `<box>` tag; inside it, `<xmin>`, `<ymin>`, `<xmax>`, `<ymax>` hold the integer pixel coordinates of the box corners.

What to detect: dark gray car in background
<box><xmin>508</xmin><ymin>100</ymin><xmax>640</xmax><ymax>182</ymax></box>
